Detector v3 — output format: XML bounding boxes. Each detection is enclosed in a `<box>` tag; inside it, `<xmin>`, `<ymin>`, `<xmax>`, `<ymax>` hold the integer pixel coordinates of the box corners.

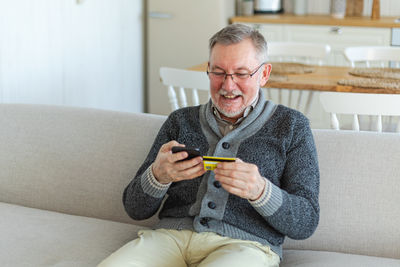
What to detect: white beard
<box><xmin>213</xmin><ymin>90</ymin><xmax>258</xmax><ymax>119</ymax></box>
<box><xmin>215</xmin><ymin>103</ymin><xmax>246</xmax><ymax>118</ymax></box>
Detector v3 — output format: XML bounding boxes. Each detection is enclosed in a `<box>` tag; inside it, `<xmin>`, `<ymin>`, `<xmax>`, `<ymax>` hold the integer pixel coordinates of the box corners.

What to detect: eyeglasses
<box><xmin>207</xmin><ymin>62</ymin><xmax>266</xmax><ymax>83</ymax></box>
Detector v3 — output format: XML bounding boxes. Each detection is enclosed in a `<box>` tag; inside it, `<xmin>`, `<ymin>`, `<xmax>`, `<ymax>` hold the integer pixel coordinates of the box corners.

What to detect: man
<box><xmin>99</xmin><ymin>24</ymin><xmax>319</xmax><ymax>267</ymax></box>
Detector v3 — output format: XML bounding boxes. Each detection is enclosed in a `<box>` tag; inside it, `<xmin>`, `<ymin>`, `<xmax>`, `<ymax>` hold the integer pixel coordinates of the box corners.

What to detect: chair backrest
<box><xmin>344</xmin><ymin>46</ymin><xmax>400</xmax><ymax>68</ymax></box>
<box><xmin>268</xmin><ymin>42</ymin><xmax>331</xmax><ymax>65</ymax></box>
<box><xmin>160</xmin><ymin>67</ymin><xmax>210</xmax><ymax>111</ymax></box>
<box><xmin>319</xmin><ymin>92</ymin><xmax>400</xmax><ymax>133</ymax></box>
<box><xmin>266</xmin><ymin>42</ymin><xmax>331</xmax><ymax>123</ymax></box>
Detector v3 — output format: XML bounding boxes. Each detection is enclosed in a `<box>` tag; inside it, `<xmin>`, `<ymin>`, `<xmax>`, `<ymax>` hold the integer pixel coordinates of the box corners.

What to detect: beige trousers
<box><xmin>98</xmin><ymin>229</ymin><xmax>280</xmax><ymax>267</ymax></box>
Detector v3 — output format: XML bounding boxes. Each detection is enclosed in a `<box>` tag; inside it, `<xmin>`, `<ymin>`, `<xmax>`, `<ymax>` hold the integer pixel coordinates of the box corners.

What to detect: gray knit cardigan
<box><xmin>123</xmin><ymin>93</ymin><xmax>320</xmax><ymax>258</ymax></box>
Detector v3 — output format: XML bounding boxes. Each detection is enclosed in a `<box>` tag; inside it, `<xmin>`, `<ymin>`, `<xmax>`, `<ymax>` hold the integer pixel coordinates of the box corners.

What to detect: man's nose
<box><xmin>223</xmin><ymin>74</ymin><xmax>236</xmax><ymax>88</ymax></box>
<box><xmin>223</xmin><ymin>74</ymin><xmax>235</xmax><ymax>82</ymax></box>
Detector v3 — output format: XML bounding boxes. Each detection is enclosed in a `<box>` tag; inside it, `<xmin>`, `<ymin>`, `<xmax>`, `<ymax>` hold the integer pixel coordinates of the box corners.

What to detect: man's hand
<box><xmin>213</xmin><ymin>158</ymin><xmax>266</xmax><ymax>201</ymax></box>
<box><xmin>152</xmin><ymin>141</ymin><xmax>206</xmax><ymax>184</ymax></box>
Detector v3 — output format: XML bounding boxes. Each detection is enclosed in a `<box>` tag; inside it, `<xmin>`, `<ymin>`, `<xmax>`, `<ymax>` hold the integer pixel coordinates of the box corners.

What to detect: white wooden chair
<box><xmin>343</xmin><ymin>46</ymin><xmax>400</xmax><ymax>130</ymax></box>
<box><xmin>268</xmin><ymin>42</ymin><xmax>331</xmax><ymax>65</ymax></box>
<box><xmin>344</xmin><ymin>46</ymin><xmax>400</xmax><ymax>68</ymax></box>
<box><xmin>160</xmin><ymin>67</ymin><xmax>210</xmax><ymax>111</ymax></box>
<box><xmin>320</xmin><ymin>92</ymin><xmax>400</xmax><ymax>133</ymax></box>
<box><xmin>267</xmin><ymin>42</ymin><xmax>331</xmax><ymax>115</ymax></box>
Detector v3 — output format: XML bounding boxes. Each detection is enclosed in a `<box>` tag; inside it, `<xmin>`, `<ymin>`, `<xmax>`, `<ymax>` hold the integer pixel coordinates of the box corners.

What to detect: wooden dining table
<box><xmin>188</xmin><ymin>62</ymin><xmax>400</xmax><ymax>94</ymax></box>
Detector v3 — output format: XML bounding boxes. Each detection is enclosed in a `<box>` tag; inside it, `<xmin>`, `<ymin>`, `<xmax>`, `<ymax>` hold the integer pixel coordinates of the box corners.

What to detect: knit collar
<box><xmin>203</xmin><ymin>89</ymin><xmax>268</xmax><ymax>139</ymax></box>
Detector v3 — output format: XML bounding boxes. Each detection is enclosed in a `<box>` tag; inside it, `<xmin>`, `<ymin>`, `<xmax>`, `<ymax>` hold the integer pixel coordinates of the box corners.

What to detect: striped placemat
<box><xmin>349</xmin><ymin>68</ymin><xmax>400</xmax><ymax>80</ymax></box>
<box><xmin>272</xmin><ymin>62</ymin><xmax>315</xmax><ymax>74</ymax></box>
<box><xmin>338</xmin><ymin>77</ymin><xmax>400</xmax><ymax>90</ymax></box>
<box><xmin>269</xmin><ymin>73</ymin><xmax>288</xmax><ymax>82</ymax></box>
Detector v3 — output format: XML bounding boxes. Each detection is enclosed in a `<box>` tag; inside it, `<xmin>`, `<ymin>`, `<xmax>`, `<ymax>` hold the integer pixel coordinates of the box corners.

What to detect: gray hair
<box><xmin>208</xmin><ymin>24</ymin><xmax>268</xmax><ymax>62</ymax></box>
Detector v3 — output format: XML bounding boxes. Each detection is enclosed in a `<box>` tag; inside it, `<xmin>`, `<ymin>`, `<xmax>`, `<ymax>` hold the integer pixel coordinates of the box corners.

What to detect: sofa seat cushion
<box><xmin>2</xmin><ymin>204</ymin><xmax>400</xmax><ymax>267</ymax></box>
<box><xmin>0</xmin><ymin>202</ymin><xmax>148</xmax><ymax>267</ymax></box>
<box><xmin>281</xmin><ymin>249</ymin><xmax>400</xmax><ymax>267</ymax></box>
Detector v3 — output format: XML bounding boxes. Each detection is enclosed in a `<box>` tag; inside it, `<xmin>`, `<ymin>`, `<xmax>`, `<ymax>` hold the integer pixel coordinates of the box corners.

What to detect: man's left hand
<box><xmin>213</xmin><ymin>158</ymin><xmax>266</xmax><ymax>201</ymax></box>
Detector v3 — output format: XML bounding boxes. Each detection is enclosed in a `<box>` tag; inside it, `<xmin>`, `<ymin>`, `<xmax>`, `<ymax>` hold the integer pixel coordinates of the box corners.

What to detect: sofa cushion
<box><xmin>281</xmin><ymin>250</ymin><xmax>400</xmax><ymax>267</ymax></box>
<box><xmin>0</xmin><ymin>104</ymin><xmax>164</xmax><ymax>226</ymax></box>
<box><xmin>0</xmin><ymin>202</ymin><xmax>148</xmax><ymax>267</ymax></box>
<box><xmin>284</xmin><ymin>130</ymin><xmax>400</xmax><ymax>260</ymax></box>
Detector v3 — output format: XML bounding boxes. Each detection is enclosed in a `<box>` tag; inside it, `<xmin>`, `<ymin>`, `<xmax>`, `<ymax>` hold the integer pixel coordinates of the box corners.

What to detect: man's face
<box><xmin>208</xmin><ymin>38</ymin><xmax>271</xmax><ymax>122</ymax></box>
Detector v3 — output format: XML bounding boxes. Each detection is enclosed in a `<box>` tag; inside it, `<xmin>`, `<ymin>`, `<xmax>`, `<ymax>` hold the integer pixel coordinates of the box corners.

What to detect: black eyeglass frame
<box><xmin>206</xmin><ymin>62</ymin><xmax>266</xmax><ymax>82</ymax></box>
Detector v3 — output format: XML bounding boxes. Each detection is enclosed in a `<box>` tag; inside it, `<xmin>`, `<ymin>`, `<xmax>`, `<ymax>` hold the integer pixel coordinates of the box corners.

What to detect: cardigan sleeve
<box><xmin>122</xmin><ymin>115</ymin><xmax>175</xmax><ymax>220</ymax></box>
<box><xmin>250</xmin><ymin>116</ymin><xmax>320</xmax><ymax>240</ymax></box>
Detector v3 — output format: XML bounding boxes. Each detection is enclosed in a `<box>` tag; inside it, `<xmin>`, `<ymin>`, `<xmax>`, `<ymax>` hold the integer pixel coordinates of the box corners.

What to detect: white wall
<box><xmin>146</xmin><ymin>0</ymin><xmax>234</xmax><ymax>115</ymax></box>
<box><xmin>0</xmin><ymin>0</ymin><xmax>143</xmax><ymax>113</ymax></box>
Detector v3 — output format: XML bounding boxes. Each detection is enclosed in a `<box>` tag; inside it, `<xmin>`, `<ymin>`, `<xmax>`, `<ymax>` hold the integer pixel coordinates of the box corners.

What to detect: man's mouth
<box><xmin>218</xmin><ymin>89</ymin><xmax>243</xmax><ymax>101</ymax></box>
<box><xmin>223</xmin><ymin>95</ymin><xmax>240</xmax><ymax>99</ymax></box>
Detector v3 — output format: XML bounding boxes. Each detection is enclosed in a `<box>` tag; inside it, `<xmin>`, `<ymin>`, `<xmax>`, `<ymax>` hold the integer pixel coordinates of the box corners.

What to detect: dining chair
<box><xmin>266</xmin><ymin>42</ymin><xmax>331</xmax><ymax>116</ymax></box>
<box><xmin>268</xmin><ymin>42</ymin><xmax>331</xmax><ymax>65</ymax></box>
<box><xmin>319</xmin><ymin>92</ymin><xmax>400</xmax><ymax>133</ymax></box>
<box><xmin>160</xmin><ymin>67</ymin><xmax>210</xmax><ymax>111</ymax></box>
<box><xmin>343</xmin><ymin>46</ymin><xmax>400</xmax><ymax>130</ymax></box>
<box><xmin>344</xmin><ymin>46</ymin><xmax>400</xmax><ymax>68</ymax></box>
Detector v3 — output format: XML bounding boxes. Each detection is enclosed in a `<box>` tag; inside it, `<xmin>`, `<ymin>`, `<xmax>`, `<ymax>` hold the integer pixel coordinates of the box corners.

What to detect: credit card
<box><xmin>203</xmin><ymin>156</ymin><xmax>236</xmax><ymax>171</ymax></box>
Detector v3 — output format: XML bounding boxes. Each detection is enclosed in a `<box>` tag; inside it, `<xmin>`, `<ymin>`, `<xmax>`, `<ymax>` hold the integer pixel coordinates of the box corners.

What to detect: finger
<box><xmin>214</xmin><ymin>166</ymin><xmax>248</xmax><ymax>181</ymax></box>
<box><xmin>215</xmin><ymin>174</ymin><xmax>246</xmax><ymax>189</ymax></box>
<box><xmin>219</xmin><ymin>183</ymin><xmax>246</xmax><ymax>198</ymax></box>
<box><xmin>167</xmin><ymin>156</ymin><xmax>202</xmax><ymax>177</ymax></box>
<box><xmin>162</xmin><ymin>140</ymin><xmax>183</xmax><ymax>152</ymax></box>
<box><xmin>167</xmin><ymin>143</ymin><xmax>191</xmax><ymax>163</ymax></box>
<box><xmin>169</xmin><ymin>151</ymin><xmax>189</xmax><ymax>163</ymax></box>
<box><xmin>175</xmin><ymin>155</ymin><xmax>201</xmax><ymax>167</ymax></box>
<box><xmin>216</xmin><ymin>161</ymin><xmax>247</xmax><ymax>171</ymax></box>
<box><xmin>218</xmin><ymin>162</ymin><xmax>259</xmax><ymax>177</ymax></box>
<box><xmin>211</xmin><ymin>157</ymin><xmax>239</xmax><ymax>170</ymax></box>
<box><xmin>214</xmin><ymin>169</ymin><xmax>241</xmax><ymax>182</ymax></box>
<box><xmin>174</xmin><ymin>161</ymin><xmax>206</xmax><ymax>181</ymax></box>
<box><xmin>216</xmin><ymin>175</ymin><xmax>259</xmax><ymax>200</ymax></box>
<box><xmin>181</xmin><ymin>166</ymin><xmax>206</xmax><ymax>180</ymax></box>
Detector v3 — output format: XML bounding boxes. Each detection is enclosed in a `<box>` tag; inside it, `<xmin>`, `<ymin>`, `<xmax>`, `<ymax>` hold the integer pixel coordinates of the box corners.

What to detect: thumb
<box><xmin>161</xmin><ymin>140</ymin><xmax>182</xmax><ymax>152</ymax></box>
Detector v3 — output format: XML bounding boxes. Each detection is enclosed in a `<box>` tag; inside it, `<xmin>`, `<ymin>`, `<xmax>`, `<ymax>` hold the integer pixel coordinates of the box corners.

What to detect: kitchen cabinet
<box><xmin>254</xmin><ymin>24</ymin><xmax>391</xmax><ymax>66</ymax></box>
<box><xmin>233</xmin><ymin>14</ymin><xmax>398</xmax><ymax>66</ymax></box>
<box><xmin>0</xmin><ymin>0</ymin><xmax>143</xmax><ymax>113</ymax></box>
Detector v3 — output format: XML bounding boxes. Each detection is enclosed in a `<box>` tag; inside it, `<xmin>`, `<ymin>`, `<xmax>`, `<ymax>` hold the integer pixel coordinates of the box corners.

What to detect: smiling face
<box><xmin>208</xmin><ymin>38</ymin><xmax>271</xmax><ymax>123</ymax></box>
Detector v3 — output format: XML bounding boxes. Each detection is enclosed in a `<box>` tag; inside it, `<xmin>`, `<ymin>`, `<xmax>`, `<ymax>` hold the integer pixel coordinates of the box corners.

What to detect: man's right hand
<box><xmin>152</xmin><ymin>141</ymin><xmax>206</xmax><ymax>184</ymax></box>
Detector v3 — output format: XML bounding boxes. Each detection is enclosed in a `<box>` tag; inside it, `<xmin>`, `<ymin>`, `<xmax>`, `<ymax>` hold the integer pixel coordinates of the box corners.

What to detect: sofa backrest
<box><xmin>283</xmin><ymin>129</ymin><xmax>400</xmax><ymax>260</ymax></box>
<box><xmin>0</xmin><ymin>104</ymin><xmax>165</xmax><ymax>227</ymax></box>
<box><xmin>1</xmin><ymin>104</ymin><xmax>399</xmax><ymax>259</ymax></box>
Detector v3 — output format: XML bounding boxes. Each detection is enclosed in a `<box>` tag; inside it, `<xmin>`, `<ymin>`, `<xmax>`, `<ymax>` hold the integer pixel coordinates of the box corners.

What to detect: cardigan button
<box><xmin>200</xmin><ymin>217</ymin><xmax>210</xmax><ymax>227</ymax></box>
<box><xmin>222</xmin><ymin>142</ymin><xmax>230</xmax><ymax>149</ymax></box>
<box><xmin>213</xmin><ymin>181</ymin><xmax>221</xmax><ymax>188</ymax></box>
<box><xmin>208</xmin><ymin>201</ymin><xmax>216</xmax><ymax>209</ymax></box>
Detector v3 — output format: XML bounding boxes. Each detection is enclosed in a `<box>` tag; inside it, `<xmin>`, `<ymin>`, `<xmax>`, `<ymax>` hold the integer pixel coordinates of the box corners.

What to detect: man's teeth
<box><xmin>224</xmin><ymin>95</ymin><xmax>238</xmax><ymax>99</ymax></box>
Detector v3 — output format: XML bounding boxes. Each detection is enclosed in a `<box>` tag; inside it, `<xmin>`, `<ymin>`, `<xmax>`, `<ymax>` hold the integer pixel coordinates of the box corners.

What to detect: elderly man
<box><xmin>99</xmin><ymin>23</ymin><xmax>319</xmax><ymax>267</ymax></box>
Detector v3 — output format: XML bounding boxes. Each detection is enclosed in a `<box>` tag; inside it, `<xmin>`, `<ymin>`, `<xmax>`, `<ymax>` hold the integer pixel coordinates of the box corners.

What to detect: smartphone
<box><xmin>171</xmin><ymin>146</ymin><xmax>201</xmax><ymax>161</ymax></box>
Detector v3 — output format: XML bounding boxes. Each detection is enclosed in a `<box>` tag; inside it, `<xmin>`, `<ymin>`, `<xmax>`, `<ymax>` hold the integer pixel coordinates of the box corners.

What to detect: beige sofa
<box><xmin>1</xmin><ymin>104</ymin><xmax>399</xmax><ymax>267</ymax></box>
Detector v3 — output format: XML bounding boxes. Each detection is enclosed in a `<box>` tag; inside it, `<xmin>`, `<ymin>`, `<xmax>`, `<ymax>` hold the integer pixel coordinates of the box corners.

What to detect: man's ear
<box><xmin>260</xmin><ymin>63</ymin><xmax>272</xmax><ymax>87</ymax></box>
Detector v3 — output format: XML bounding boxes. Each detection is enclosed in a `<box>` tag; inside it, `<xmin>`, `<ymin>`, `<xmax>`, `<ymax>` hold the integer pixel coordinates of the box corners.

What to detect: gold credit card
<box><xmin>203</xmin><ymin>156</ymin><xmax>236</xmax><ymax>171</ymax></box>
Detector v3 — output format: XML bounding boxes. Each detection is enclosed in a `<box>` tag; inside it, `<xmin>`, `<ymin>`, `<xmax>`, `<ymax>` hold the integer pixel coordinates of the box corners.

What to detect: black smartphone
<box><xmin>171</xmin><ymin>146</ymin><xmax>201</xmax><ymax>161</ymax></box>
